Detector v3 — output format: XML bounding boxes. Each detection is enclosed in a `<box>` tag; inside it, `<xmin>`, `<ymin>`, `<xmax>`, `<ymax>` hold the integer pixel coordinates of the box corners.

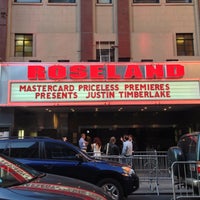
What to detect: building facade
<box><xmin>0</xmin><ymin>0</ymin><xmax>200</xmax><ymax>62</ymax></box>
<box><xmin>0</xmin><ymin>0</ymin><xmax>200</xmax><ymax>151</ymax></box>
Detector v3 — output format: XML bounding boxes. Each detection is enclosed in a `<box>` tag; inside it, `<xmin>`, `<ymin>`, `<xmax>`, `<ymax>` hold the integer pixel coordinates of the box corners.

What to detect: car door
<box><xmin>40</xmin><ymin>141</ymin><xmax>98</xmax><ymax>183</ymax></box>
<box><xmin>178</xmin><ymin>135</ymin><xmax>198</xmax><ymax>179</ymax></box>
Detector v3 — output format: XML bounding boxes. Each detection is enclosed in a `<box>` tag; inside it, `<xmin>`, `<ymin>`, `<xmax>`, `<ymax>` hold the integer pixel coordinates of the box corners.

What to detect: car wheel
<box><xmin>97</xmin><ymin>178</ymin><xmax>124</xmax><ymax>200</ymax></box>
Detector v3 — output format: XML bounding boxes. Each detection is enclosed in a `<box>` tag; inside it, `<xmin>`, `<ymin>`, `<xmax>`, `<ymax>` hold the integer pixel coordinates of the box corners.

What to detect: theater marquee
<box><xmin>9</xmin><ymin>81</ymin><xmax>200</xmax><ymax>105</ymax></box>
<box><xmin>4</xmin><ymin>62</ymin><xmax>200</xmax><ymax>106</ymax></box>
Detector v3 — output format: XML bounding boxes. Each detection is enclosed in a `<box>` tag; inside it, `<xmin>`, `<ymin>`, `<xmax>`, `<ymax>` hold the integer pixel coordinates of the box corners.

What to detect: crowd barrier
<box><xmin>88</xmin><ymin>151</ymin><xmax>200</xmax><ymax>198</ymax></box>
<box><xmin>171</xmin><ymin>161</ymin><xmax>200</xmax><ymax>200</ymax></box>
<box><xmin>88</xmin><ymin>150</ymin><xmax>169</xmax><ymax>195</ymax></box>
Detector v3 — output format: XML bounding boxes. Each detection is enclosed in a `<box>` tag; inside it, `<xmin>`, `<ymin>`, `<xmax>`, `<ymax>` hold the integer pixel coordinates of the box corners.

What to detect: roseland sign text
<box><xmin>27</xmin><ymin>64</ymin><xmax>185</xmax><ymax>80</ymax></box>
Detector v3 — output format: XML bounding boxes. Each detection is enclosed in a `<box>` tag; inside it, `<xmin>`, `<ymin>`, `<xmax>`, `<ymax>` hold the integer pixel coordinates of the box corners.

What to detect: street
<box><xmin>127</xmin><ymin>178</ymin><xmax>174</xmax><ymax>200</ymax></box>
<box><xmin>128</xmin><ymin>194</ymin><xmax>173</xmax><ymax>200</ymax></box>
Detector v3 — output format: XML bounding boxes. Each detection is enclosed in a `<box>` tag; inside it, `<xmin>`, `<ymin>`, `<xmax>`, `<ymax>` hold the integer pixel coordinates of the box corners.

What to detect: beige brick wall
<box><xmin>6</xmin><ymin>0</ymin><xmax>200</xmax><ymax>62</ymax></box>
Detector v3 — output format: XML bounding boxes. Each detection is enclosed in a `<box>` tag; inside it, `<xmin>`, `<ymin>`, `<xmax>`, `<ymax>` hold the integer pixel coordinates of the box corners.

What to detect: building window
<box><xmin>48</xmin><ymin>0</ymin><xmax>76</xmax><ymax>2</ymax></box>
<box><xmin>166</xmin><ymin>0</ymin><xmax>192</xmax><ymax>3</ymax></box>
<box><xmin>176</xmin><ymin>33</ymin><xmax>194</xmax><ymax>56</ymax></box>
<box><xmin>14</xmin><ymin>0</ymin><xmax>42</xmax><ymax>2</ymax></box>
<box><xmin>133</xmin><ymin>0</ymin><xmax>159</xmax><ymax>3</ymax></box>
<box><xmin>96</xmin><ymin>41</ymin><xmax>115</xmax><ymax>62</ymax></box>
<box><xmin>15</xmin><ymin>34</ymin><xmax>33</xmax><ymax>57</ymax></box>
<box><xmin>97</xmin><ymin>0</ymin><xmax>112</xmax><ymax>3</ymax></box>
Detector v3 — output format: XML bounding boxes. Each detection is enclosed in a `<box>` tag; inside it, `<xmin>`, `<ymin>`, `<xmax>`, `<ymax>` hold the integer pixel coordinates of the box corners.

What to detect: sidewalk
<box><xmin>135</xmin><ymin>178</ymin><xmax>173</xmax><ymax>195</ymax></box>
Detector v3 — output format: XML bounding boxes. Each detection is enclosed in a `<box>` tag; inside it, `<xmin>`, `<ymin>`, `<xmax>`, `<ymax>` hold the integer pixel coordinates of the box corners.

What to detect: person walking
<box><xmin>91</xmin><ymin>137</ymin><xmax>102</xmax><ymax>157</ymax></box>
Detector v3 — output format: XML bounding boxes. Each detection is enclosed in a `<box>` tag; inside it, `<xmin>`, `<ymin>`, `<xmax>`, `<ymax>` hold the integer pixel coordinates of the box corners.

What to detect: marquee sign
<box><xmin>27</xmin><ymin>64</ymin><xmax>185</xmax><ymax>80</ymax></box>
<box><xmin>9</xmin><ymin>81</ymin><xmax>200</xmax><ymax>105</ymax></box>
<box><xmin>1</xmin><ymin>62</ymin><xmax>199</xmax><ymax>106</ymax></box>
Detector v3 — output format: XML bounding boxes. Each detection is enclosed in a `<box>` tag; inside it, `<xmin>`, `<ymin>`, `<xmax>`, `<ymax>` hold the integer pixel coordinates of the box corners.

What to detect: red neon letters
<box><xmin>28</xmin><ymin>64</ymin><xmax>184</xmax><ymax>80</ymax></box>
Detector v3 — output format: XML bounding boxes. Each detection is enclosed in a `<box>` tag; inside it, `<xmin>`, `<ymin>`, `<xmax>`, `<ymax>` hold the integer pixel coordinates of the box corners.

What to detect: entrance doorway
<box><xmin>80</xmin><ymin>126</ymin><xmax>176</xmax><ymax>151</ymax></box>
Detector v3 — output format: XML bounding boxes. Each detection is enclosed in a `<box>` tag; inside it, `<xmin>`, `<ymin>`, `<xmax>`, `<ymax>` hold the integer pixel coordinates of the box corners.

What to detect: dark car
<box><xmin>168</xmin><ymin>132</ymin><xmax>200</xmax><ymax>194</ymax></box>
<box><xmin>0</xmin><ymin>153</ymin><xmax>112</xmax><ymax>200</ymax></box>
<box><xmin>0</xmin><ymin>137</ymin><xmax>139</xmax><ymax>200</ymax></box>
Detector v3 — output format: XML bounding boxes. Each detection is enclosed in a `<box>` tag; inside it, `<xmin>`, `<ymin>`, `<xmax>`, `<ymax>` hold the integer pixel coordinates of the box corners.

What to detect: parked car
<box><xmin>168</xmin><ymin>132</ymin><xmax>200</xmax><ymax>194</ymax></box>
<box><xmin>0</xmin><ymin>137</ymin><xmax>139</xmax><ymax>200</ymax></box>
<box><xmin>0</xmin><ymin>153</ymin><xmax>112</xmax><ymax>200</ymax></box>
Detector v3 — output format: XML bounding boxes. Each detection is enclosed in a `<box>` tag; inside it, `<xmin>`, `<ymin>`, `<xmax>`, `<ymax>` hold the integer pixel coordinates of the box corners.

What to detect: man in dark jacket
<box><xmin>104</xmin><ymin>136</ymin><xmax>120</xmax><ymax>155</ymax></box>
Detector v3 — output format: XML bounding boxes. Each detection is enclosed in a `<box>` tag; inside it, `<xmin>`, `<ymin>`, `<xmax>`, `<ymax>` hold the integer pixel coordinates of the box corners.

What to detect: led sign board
<box><xmin>9</xmin><ymin>81</ymin><xmax>200</xmax><ymax>105</ymax></box>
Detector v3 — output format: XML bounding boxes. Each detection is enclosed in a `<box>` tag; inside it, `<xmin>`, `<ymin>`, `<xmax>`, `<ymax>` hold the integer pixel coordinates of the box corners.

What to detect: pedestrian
<box><xmin>104</xmin><ymin>136</ymin><xmax>120</xmax><ymax>155</ymax></box>
<box><xmin>86</xmin><ymin>135</ymin><xmax>92</xmax><ymax>153</ymax></box>
<box><xmin>121</xmin><ymin>134</ymin><xmax>133</xmax><ymax>165</ymax></box>
<box><xmin>79</xmin><ymin>133</ymin><xmax>88</xmax><ymax>152</ymax></box>
<box><xmin>128</xmin><ymin>134</ymin><xmax>136</xmax><ymax>154</ymax></box>
<box><xmin>91</xmin><ymin>137</ymin><xmax>102</xmax><ymax>157</ymax></box>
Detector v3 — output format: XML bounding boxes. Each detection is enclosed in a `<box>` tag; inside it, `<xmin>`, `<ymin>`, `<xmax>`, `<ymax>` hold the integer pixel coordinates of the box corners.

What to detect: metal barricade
<box><xmin>171</xmin><ymin>161</ymin><xmax>200</xmax><ymax>200</ymax></box>
<box><xmin>133</xmin><ymin>151</ymin><xmax>160</xmax><ymax>195</ymax></box>
<box><xmin>89</xmin><ymin>151</ymin><xmax>169</xmax><ymax>195</ymax></box>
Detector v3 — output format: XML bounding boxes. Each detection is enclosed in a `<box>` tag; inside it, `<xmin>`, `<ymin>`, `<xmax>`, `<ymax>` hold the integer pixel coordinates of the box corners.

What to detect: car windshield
<box><xmin>0</xmin><ymin>154</ymin><xmax>43</xmax><ymax>187</ymax></box>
